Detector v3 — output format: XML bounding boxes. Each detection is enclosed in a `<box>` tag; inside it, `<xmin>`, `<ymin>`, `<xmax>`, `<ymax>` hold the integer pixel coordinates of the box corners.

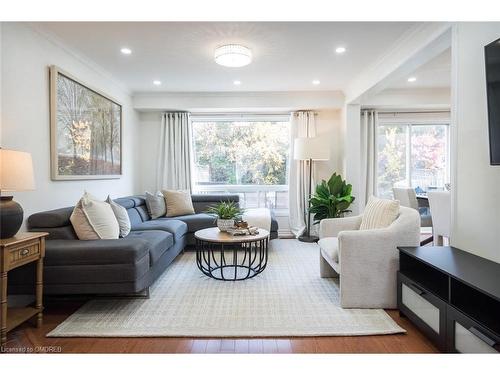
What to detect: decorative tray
<box><xmin>226</xmin><ymin>226</ymin><xmax>260</xmax><ymax>236</ymax></box>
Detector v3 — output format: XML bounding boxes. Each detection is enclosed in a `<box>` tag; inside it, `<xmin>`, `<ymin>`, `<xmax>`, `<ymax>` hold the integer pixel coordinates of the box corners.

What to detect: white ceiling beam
<box><xmin>133</xmin><ymin>91</ymin><xmax>345</xmax><ymax>112</ymax></box>
<box><xmin>345</xmin><ymin>22</ymin><xmax>452</xmax><ymax>104</ymax></box>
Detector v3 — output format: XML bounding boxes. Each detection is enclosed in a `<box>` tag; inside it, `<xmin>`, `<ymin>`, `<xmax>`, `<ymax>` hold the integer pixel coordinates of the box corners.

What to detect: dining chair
<box><xmin>427</xmin><ymin>191</ymin><xmax>451</xmax><ymax>245</ymax></box>
<box><xmin>392</xmin><ymin>187</ymin><xmax>433</xmax><ymax>245</ymax></box>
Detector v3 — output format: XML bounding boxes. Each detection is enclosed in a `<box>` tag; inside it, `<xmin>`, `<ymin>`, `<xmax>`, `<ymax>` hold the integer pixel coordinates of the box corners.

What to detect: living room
<box><xmin>1</xmin><ymin>1</ymin><xmax>500</xmax><ymax>373</ymax></box>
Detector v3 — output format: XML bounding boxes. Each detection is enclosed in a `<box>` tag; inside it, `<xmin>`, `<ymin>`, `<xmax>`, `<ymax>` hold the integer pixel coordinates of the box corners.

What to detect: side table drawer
<box><xmin>8</xmin><ymin>241</ymin><xmax>41</xmax><ymax>269</ymax></box>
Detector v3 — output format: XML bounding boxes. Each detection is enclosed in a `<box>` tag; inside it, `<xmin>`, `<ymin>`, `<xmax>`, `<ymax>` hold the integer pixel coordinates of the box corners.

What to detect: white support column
<box><xmin>343</xmin><ymin>103</ymin><xmax>362</xmax><ymax>214</ymax></box>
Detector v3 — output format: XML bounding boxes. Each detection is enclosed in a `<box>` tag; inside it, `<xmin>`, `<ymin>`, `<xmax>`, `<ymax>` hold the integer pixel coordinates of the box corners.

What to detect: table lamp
<box><xmin>0</xmin><ymin>148</ymin><xmax>35</xmax><ymax>239</ymax></box>
<box><xmin>293</xmin><ymin>137</ymin><xmax>329</xmax><ymax>242</ymax></box>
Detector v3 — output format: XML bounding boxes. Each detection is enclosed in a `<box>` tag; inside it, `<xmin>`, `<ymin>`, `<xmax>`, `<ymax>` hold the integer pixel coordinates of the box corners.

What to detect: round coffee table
<box><xmin>194</xmin><ymin>227</ymin><xmax>270</xmax><ymax>281</ymax></box>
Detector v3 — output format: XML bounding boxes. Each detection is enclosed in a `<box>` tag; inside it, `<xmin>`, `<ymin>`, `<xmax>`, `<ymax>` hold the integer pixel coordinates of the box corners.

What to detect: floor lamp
<box><xmin>293</xmin><ymin>137</ymin><xmax>329</xmax><ymax>242</ymax></box>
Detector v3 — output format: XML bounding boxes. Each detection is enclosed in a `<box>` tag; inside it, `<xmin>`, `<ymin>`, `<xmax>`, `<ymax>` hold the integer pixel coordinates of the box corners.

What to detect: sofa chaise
<box><xmin>9</xmin><ymin>194</ymin><xmax>278</xmax><ymax>296</ymax></box>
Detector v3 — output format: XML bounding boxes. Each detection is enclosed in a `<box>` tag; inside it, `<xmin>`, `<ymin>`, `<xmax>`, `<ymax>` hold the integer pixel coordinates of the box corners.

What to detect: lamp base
<box><xmin>298</xmin><ymin>235</ymin><xmax>319</xmax><ymax>243</ymax></box>
<box><xmin>0</xmin><ymin>196</ymin><xmax>24</xmax><ymax>239</ymax></box>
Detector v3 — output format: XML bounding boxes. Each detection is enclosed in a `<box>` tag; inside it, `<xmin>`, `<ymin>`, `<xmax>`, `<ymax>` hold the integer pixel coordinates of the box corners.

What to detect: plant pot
<box><xmin>217</xmin><ymin>218</ymin><xmax>235</xmax><ymax>232</ymax></box>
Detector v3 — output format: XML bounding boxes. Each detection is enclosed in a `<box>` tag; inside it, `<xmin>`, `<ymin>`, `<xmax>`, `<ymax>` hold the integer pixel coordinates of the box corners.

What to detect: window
<box><xmin>376</xmin><ymin>117</ymin><xmax>450</xmax><ymax>199</ymax></box>
<box><xmin>191</xmin><ymin>116</ymin><xmax>290</xmax><ymax>210</ymax></box>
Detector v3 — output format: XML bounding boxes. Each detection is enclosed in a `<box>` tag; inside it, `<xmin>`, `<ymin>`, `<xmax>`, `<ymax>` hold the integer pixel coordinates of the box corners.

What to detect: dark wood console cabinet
<box><xmin>397</xmin><ymin>246</ymin><xmax>500</xmax><ymax>353</ymax></box>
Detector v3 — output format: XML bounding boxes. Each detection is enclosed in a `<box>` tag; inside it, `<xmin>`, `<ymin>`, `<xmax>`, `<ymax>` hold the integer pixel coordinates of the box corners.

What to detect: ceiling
<box><xmin>34</xmin><ymin>22</ymin><xmax>419</xmax><ymax>93</ymax></box>
<box><xmin>386</xmin><ymin>48</ymin><xmax>451</xmax><ymax>89</ymax></box>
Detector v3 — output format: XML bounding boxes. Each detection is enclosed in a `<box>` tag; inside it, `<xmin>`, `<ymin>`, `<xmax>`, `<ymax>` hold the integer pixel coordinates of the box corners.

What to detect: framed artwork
<box><xmin>50</xmin><ymin>65</ymin><xmax>122</xmax><ymax>180</ymax></box>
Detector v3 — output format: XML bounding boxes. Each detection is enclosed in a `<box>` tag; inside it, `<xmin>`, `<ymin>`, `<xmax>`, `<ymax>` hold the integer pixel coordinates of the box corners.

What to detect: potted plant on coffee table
<box><xmin>205</xmin><ymin>201</ymin><xmax>245</xmax><ymax>232</ymax></box>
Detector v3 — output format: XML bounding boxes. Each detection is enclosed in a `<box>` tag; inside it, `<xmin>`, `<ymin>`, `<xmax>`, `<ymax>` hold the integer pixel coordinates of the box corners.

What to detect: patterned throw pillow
<box><xmin>360</xmin><ymin>196</ymin><xmax>400</xmax><ymax>230</ymax></box>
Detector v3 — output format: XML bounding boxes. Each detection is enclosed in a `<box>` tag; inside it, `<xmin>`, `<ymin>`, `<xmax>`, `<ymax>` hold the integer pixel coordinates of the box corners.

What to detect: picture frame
<box><xmin>49</xmin><ymin>65</ymin><xmax>122</xmax><ymax>180</ymax></box>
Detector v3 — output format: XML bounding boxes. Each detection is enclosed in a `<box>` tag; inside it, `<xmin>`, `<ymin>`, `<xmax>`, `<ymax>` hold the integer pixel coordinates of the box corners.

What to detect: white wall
<box><xmin>137</xmin><ymin>111</ymin><xmax>163</xmax><ymax>193</ymax></box>
<box><xmin>451</xmin><ymin>23</ymin><xmax>500</xmax><ymax>263</ymax></box>
<box><xmin>1</xmin><ymin>23</ymin><xmax>140</xmax><ymax>221</ymax></box>
<box><xmin>362</xmin><ymin>88</ymin><xmax>451</xmax><ymax>109</ymax></box>
<box><xmin>133</xmin><ymin>91</ymin><xmax>344</xmax><ymax>112</ymax></box>
<box><xmin>314</xmin><ymin>109</ymin><xmax>344</xmax><ymax>181</ymax></box>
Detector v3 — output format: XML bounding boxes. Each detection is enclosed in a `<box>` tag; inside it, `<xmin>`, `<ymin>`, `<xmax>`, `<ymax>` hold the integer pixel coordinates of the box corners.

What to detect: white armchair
<box><xmin>318</xmin><ymin>206</ymin><xmax>420</xmax><ymax>309</ymax></box>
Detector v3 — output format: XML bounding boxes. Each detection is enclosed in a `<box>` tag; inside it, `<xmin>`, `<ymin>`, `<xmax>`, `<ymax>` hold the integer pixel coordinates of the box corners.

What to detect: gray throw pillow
<box><xmin>106</xmin><ymin>196</ymin><xmax>131</xmax><ymax>237</ymax></box>
<box><xmin>145</xmin><ymin>191</ymin><xmax>167</xmax><ymax>219</ymax></box>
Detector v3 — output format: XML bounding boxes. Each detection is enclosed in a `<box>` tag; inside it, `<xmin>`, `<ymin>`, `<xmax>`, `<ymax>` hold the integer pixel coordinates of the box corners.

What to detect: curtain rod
<box><xmin>366</xmin><ymin>110</ymin><xmax>450</xmax><ymax>115</ymax></box>
<box><xmin>190</xmin><ymin>111</ymin><xmax>291</xmax><ymax>116</ymax></box>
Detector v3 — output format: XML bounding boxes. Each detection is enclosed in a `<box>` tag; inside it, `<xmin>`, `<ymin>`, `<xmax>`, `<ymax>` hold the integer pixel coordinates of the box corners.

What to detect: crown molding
<box><xmin>27</xmin><ymin>23</ymin><xmax>132</xmax><ymax>96</ymax></box>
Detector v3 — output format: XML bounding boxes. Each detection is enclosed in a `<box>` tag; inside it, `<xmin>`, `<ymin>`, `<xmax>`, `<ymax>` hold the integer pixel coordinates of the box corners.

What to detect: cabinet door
<box><xmin>398</xmin><ymin>272</ymin><xmax>447</xmax><ymax>351</ymax></box>
<box><xmin>447</xmin><ymin>306</ymin><xmax>500</xmax><ymax>353</ymax></box>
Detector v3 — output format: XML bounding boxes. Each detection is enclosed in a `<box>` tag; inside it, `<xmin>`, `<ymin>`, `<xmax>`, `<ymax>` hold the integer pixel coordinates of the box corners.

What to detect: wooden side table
<box><xmin>0</xmin><ymin>232</ymin><xmax>48</xmax><ymax>346</ymax></box>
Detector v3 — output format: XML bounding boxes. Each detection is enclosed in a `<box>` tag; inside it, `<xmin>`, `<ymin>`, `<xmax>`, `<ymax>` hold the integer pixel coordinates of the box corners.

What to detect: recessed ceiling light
<box><xmin>335</xmin><ymin>46</ymin><xmax>346</xmax><ymax>54</ymax></box>
<box><xmin>215</xmin><ymin>44</ymin><xmax>252</xmax><ymax>67</ymax></box>
<box><xmin>408</xmin><ymin>77</ymin><xmax>417</xmax><ymax>82</ymax></box>
<box><xmin>233</xmin><ymin>80</ymin><xmax>241</xmax><ymax>85</ymax></box>
<box><xmin>312</xmin><ymin>80</ymin><xmax>321</xmax><ymax>85</ymax></box>
<box><xmin>153</xmin><ymin>80</ymin><xmax>162</xmax><ymax>86</ymax></box>
<box><xmin>120</xmin><ymin>47</ymin><xmax>132</xmax><ymax>55</ymax></box>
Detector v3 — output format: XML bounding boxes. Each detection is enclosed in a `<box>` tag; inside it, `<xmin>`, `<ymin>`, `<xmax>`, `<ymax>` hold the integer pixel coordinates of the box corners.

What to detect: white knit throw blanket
<box><xmin>242</xmin><ymin>208</ymin><xmax>271</xmax><ymax>232</ymax></box>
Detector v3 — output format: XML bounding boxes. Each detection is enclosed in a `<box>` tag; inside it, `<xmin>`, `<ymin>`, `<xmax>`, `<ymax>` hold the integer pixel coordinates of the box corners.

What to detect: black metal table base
<box><xmin>195</xmin><ymin>238</ymin><xmax>269</xmax><ymax>281</ymax></box>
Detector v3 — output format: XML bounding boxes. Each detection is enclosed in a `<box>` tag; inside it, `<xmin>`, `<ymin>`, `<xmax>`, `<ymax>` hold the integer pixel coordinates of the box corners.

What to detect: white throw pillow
<box><xmin>162</xmin><ymin>189</ymin><xmax>195</xmax><ymax>217</ymax></box>
<box><xmin>360</xmin><ymin>196</ymin><xmax>400</xmax><ymax>230</ymax></box>
<box><xmin>70</xmin><ymin>192</ymin><xmax>120</xmax><ymax>240</ymax></box>
<box><xmin>106</xmin><ymin>196</ymin><xmax>131</xmax><ymax>237</ymax></box>
<box><xmin>145</xmin><ymin>191</ymin><xmax>167</xmax><ymax>219</ymax></box>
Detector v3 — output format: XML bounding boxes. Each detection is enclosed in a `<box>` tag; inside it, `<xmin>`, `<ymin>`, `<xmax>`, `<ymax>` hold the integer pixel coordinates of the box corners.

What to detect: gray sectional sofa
<box><xmin>9</xmin><ymin>194</ymin><xmax>278</xmax><ymax>296</ymax></box>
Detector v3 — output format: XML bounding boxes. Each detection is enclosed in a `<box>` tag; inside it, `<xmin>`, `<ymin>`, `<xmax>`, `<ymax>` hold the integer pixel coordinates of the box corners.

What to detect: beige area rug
<box><xmin>47</xmin><ymin>239</ymin><xmax>405</xmax><ymax>337</ymax></box>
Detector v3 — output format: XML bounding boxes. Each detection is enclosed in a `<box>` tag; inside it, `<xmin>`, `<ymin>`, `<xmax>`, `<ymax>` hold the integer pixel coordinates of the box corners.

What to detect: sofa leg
<box><xmin>136</xmin><ymin>287</ymin><xmax>150</xmax><ymax>299</ymax></box>
<box><xmin>320</xmin><ymin>253</ymin><xmax>338</xmax><ymax>278</ymax></box>
<box><xmin>95</xmin><ymin>287</ymin><xmax>150</xmax><ymax>299</ymax></box>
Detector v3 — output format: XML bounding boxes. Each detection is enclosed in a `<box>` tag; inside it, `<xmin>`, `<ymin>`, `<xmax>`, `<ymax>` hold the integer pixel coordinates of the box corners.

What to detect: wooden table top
<box><xmin>0</xmin><ymin>232</ymin><xmax>49</xmax><ymax>247</ymax></box>
<box><xmin>194</xmin><ymin>227</ymin><xmax>269</xmax><ymax>243</ymax></box>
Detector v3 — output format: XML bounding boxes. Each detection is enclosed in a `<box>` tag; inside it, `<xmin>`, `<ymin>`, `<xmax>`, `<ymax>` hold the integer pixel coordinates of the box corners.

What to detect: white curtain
<box><xmin>288</xmin><ymin>111</ymin><xmax>317</xmax><ymax>237</ymax></box>
<box><xmin>360</xmin><ymin>110</ymin><xmax>378</xmax><ymax>206</ymax></box>
<box><xmin>156</xmin><ymin>112</ymin><xmax>193</xmax><ymax>191</ymax></box>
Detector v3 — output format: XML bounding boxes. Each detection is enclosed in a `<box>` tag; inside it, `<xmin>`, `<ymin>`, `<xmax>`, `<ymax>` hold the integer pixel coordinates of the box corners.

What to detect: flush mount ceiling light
<box><xmin>214</xmin><ymin>44</ymin><xmax>252</xmax><ymax>67</ymax></box>
<box><xmin>153</xmin><ymin>80</ymin><xmax>162</xmax><ymax>86</ymax></box>
<box><xmin>408</xmin><ymin>76</ymin><xmax>417</xmax><ymax>82</ymax></box>
<box><xmin>335</xmin><ymin>46</ymin><xmax>346</xmax><ymax>54</ymax></box>
<box><xmin>312</xmin><ymin>80</ymin><xmax>321</xmax><ymax>85</ymax></box>
<box><xmin>233</xmin><ymin>80</ymin><xmax>242</xmax><ymax>85</ymax></box>
<box><xmin>120</xmin><ymin>47</ymin><xmax>132</xmax><ymax>55</ymax></box>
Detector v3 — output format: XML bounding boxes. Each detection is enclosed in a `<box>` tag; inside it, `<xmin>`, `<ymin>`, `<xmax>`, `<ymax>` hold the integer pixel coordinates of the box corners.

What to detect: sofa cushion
<box><xmin>43</xmin><ymin>238</ymin><xmax>150</xmax><ymax>266</ymax></box>
<box><xmin>126</xmin><ymin>230</ymin><xmax>173</xmax><ymax>266</ymax></box>
<box><xmin>318</xmin><ymin>237</ymin><xmax>339</xmax><ymax>263</ymax></box>
<box><xmin>131</xmin><ymin>219</ymin><xmax>188</xmax><ymax>242</ymax></box>
<box><xmin>28</xmin><ymin>207</ymin><xmax>73</xmax><ymax>228</ymax></box>
<box><xmin>160</xmin><ymin>213</ymin><xmax>215</xmax><ymax>233</ymax></box>
<box><xmin>360</xmin><ymin>196</ymin><xmax>400</xmax><ymax>230</ymax></box>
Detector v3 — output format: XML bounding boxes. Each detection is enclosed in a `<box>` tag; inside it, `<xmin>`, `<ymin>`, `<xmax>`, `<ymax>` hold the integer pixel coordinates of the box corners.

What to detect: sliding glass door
<box><xmin>377</xmin><ymin>122</ymin><xmax>449</xmax><ymax>199</ymax></box>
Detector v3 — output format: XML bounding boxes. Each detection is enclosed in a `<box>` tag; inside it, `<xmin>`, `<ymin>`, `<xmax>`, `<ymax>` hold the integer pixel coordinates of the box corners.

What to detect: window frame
<box><xmin>376</xmin><ymin>115</ymin><xmax>451</xmax><ymax>197</ymax></box>
<box><xmin>189</xmin><ymin>113</ymin><xmax>291</xmax><ymax>211</ymax></box>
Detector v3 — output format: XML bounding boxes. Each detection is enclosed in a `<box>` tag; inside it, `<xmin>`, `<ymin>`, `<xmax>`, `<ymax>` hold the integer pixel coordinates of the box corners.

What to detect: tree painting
<box><xmin>52</xmin><ymin>69</ymin><xmax>121</xmax><ymax>179</ymax></box>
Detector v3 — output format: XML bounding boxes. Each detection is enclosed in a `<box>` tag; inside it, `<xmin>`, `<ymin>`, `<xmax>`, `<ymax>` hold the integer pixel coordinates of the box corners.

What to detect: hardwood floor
<box><xmin>2</xmin><ymin>299</ymin><xmax>439</xmax><ymax>353</ymax></box>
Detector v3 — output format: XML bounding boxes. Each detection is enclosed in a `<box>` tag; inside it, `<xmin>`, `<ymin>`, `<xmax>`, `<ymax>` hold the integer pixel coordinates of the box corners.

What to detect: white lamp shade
<box><xmin>0</xmin><ymin>149</ymin><xmax>35</xmax><ymax>192</ymax></box>
<box><xmin>293</xmin><ymin>137</ymin><xmax>330</xmax><ymax>161</ymax></box>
